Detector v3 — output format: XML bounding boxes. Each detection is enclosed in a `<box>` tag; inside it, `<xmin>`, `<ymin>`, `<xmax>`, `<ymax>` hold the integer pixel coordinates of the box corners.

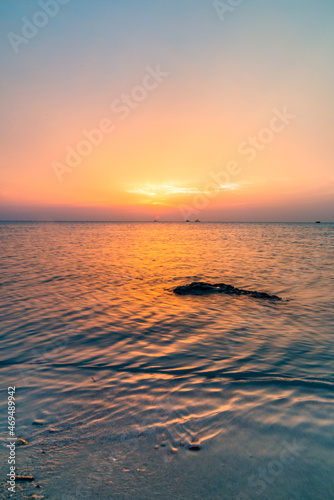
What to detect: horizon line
<box><xmin>0</xmin><ymin>220</ymin><xmax>331</xmax><ymax>224</ymax></box>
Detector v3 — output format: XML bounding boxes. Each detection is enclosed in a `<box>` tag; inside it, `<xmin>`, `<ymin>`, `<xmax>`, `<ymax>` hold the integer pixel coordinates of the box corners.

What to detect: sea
<box><xmin>0</xmin><ymin>221</ymin><xmax>333</xmax><ymax>499</ymax></box>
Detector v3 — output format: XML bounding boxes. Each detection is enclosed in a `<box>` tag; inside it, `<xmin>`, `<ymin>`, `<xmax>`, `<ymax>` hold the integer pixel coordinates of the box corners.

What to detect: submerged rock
<box><xmin>16</xmin><ymin>438</ymin><xmax>28</xmax><ymax>446</ymax></box>
<box><xmin>188</xmin><ymin>443</ymin><xmax>201</xmax><ymax>451</ymax></box>
<box><xmin>32</xmin><ymin>420</ymin><xmax>44</xmax><ymax>426</ymax></box>
<box><xmin>173</xmin><ymin>282</ymin><xmax>282</xmax><ymax>300</ymax></box>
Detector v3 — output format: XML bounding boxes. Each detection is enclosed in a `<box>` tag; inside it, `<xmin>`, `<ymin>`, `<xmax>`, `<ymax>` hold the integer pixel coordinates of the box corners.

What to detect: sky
<box><xmin>1</xmin><ymin>0</ymin><xmax>334</xmax><ymax>221</ymax></box>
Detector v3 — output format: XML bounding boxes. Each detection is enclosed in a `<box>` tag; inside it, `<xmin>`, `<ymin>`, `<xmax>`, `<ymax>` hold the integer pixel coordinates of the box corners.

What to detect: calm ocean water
<box><xmin>1</xmin><ymin>222</ymin><xmax>334</xmax><ymax>499</ymax></box>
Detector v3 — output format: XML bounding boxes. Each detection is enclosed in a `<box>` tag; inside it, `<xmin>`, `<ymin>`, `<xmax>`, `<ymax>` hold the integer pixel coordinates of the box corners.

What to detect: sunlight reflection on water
<box><xmin>1</xmin><ymin>222</ymin><xmax>334</xmax><ymax>498</ymax></box>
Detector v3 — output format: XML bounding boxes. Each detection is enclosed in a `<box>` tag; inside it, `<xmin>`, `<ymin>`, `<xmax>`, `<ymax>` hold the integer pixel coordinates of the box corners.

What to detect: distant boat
<box><xmin>185</xmin><ymin>219</ymin><xmax>190</xmax><ymax>222</ymax></box>
<box><xmin>194</xmin><ymin>219</ymin><xmax>200</xmax><ymax>222</ymax></box>
<box><xmin>153</xmin><ymin>218</ymin><xmax>159</xmax><ymax>222</ymax></box>
<box><xmin>315</xmin><ymin>221</ymin><xmax>321</xmax><ymax>223</ymax></box>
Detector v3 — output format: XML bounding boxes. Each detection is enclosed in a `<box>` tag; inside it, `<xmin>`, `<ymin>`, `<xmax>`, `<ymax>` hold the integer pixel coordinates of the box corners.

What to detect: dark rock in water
<box><xmin>16</xmin><ymin>438</ymin><xmax>28</xmax><ymax>446</ymax></box>
<box><xmin>15</xmin><ymin>475</ymin><xmax>34</xmax><ymax>482</ymax></box>
<box><xmin>173</xmin><ymin>282</ymin><xmax>282</xmax><ymax>300</ymax></box>
<box><xmin>188</xmin><ymin>444</ymin><xmax>201</xmax><ymax>451</ymax></box>
<box><xmin>48</xmin><ymin>427</ymin><xmax>59</xmax><ymax>433</ymax></box>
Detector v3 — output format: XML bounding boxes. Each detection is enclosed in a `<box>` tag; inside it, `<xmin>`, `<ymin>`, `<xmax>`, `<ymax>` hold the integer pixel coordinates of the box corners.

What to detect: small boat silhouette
<box><xmin>185</xmin><ymin>219</ymin><xmax>190</xmax><ymax>222</ymax></box>
<box><xmin>315</xmin><ymin>221</ymin><xmax>321</xmax><ymax>223</ymax></box>
<box><xmin>194</xmin><ymin>219</ymin><xmax>200</xmax><ymax>222</ymax></box>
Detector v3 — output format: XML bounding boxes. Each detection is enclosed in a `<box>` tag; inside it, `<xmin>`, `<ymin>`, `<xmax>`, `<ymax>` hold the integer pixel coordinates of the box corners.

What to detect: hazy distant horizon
<box><xmin>1</xmin><ymin>220</ymin><xmax>332</xmax><ymax>224</ymax></box>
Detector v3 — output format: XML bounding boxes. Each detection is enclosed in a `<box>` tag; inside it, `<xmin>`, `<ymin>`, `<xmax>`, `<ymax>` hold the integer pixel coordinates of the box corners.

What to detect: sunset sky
<box><xmin>1</xmin><ymin>0</ymin><xmax>334</xmax><ymax>221</ymax></box>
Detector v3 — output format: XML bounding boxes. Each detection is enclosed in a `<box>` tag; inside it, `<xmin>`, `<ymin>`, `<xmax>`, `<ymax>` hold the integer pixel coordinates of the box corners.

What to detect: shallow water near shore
<box><xmin>1</xmin><ymin>221</ymin><xmax>334</xmax><ymax>499</ymax></box>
